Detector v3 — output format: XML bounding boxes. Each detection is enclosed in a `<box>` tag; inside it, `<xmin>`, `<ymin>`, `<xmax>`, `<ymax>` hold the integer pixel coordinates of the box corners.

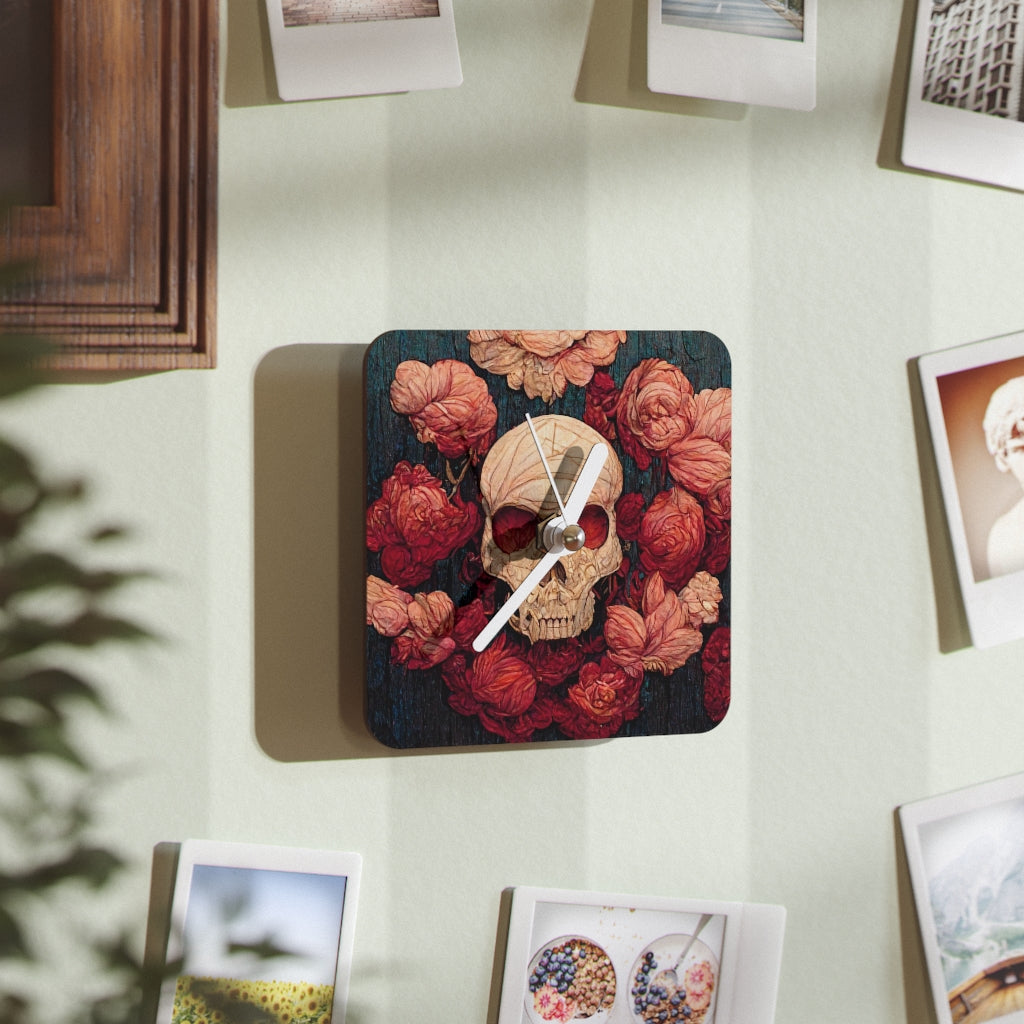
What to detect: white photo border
<box><xmin>156</xmin><ymin>839</ymin><xmax>362</xmax><ymax>1024</ymax></box>
<box><xmin>900</xmin><ymin>771</ymin><xmax>1024</xmax><ymax>1024</ymax></box>
<box><xmin>646</xmin><ymin>0</ymin><xmax>817</xmax><ymax>111</ymax></box>
<box><xmin>265</xmin><ymin>0</ymin><xmax>462</xmax><ymax>102</ymax></box>
<box><xmin>902</xmin><ymin>0</ymin><xmax>1024</xmax><ymax>191</ymax></box>
<box><xmin>918</xmin><ymin>329</ymin><xmax>1024</xmax><ymax>650</ymax></box>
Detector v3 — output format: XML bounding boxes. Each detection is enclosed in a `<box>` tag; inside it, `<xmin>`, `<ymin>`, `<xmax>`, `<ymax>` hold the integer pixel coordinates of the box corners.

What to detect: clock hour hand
<box><xmin>471</xmin><ymin>440</ymin><xmax>608</xmax><ymax>653</ymax></box>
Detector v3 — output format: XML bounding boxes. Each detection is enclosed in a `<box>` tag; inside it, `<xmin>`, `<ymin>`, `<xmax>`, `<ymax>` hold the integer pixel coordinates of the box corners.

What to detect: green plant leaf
<box><xmin>0</xmin><ymin>667</ymin><xmax>106</xmax><ymax>714</ymax></box>
<box><xmin>0</xmin><ymin>551</ymin><xmax>154</xmax><ymax>606</ymax></box>
<box><xmin>0</xmin><ymin>902</ymin><xmax>30</xmax><ymax>958</ymax></box>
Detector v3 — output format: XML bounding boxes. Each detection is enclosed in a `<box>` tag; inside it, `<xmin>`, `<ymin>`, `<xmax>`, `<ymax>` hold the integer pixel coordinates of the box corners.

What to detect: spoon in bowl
<box><xmin>651</xmin><ymin>913</ymin><xmax>713</xmax><ymax>990</ymax></box>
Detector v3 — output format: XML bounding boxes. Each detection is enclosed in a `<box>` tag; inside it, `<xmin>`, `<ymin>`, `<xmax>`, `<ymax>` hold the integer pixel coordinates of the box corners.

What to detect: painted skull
<box><xmin>479</xmin><ymin>414</ymin><xmax>623</xmax><ymax>642</ymax></box>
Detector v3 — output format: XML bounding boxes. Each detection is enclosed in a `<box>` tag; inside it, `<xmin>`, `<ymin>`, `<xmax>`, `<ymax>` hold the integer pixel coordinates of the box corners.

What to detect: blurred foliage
<box><xmin>0</xmin><ymin>214</ymin><xmax>155</xmax><ymax>1023</ymax></box>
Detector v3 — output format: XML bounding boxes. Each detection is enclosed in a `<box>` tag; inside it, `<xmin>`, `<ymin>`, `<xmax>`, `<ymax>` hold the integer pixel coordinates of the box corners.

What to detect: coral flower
<box><xmin>604</xmin><ymin>571</ymin><xmax>703</xmax><ymax>677</ymax></box>
<box><xmin>637</xmin><ymin>487</ymin><xmax>706</xmax><ymax>590</ymax></box>
<box><xmin>467</xmin><ymin>329</ymin><xmax>626</xmax><ymax>402</ymax></box>
<box><xmin>615</xmin><ymin>358</ymin><xmax>695</xmax><ymax>469</ymax></box>
<box><xmin>667</xmin><ymin>387</ymin><xmax>732</xmax><ymax>496</ymax></box>
<box><xmin>389</xmin><ymin>358</ymin><xmax>497</xmax><ymax>461</ymax></box>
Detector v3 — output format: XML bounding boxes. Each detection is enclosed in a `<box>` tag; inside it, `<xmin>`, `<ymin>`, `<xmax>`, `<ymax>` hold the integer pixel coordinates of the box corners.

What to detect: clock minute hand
<box><xmin>471</xmin><ymin>441</ymin><xmax>608</xmax><ymax>654</ymax></box>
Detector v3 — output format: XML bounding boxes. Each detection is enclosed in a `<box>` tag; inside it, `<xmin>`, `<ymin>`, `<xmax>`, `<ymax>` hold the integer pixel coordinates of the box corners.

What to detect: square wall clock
<box><xmin>364</xmin><ymin>331</ymin><xmax>731</xmax><ymax>748</ymax></box>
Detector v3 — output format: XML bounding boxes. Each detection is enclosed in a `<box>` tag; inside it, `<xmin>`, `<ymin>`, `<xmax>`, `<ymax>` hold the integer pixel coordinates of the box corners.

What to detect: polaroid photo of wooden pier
<box><xmin>646</xmin><ymin>0</ymin><xmax>816</xmax><ymax>111</ymax></box>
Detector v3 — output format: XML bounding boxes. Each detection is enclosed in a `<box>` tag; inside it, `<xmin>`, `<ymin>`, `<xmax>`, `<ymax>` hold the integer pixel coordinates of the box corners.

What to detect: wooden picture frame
<box><xmin>0</xmin><ymin>0</ymin><xmax>218</xmax><ymax>371</ymax></box>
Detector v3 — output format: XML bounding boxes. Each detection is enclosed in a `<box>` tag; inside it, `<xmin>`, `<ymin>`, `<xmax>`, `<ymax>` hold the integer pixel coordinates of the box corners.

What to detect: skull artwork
<box><xmin>479</xmin><ymin>415</ymin><xmax>623</xmax><ymax>643</ymax></box>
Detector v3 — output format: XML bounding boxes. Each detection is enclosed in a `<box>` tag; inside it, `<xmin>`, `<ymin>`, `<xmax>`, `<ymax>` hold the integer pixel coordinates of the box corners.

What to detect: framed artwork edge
<box><xmin>0</xmin><ymin>0</ymin><xmax>219</xmax><ymax>372</ymax></box>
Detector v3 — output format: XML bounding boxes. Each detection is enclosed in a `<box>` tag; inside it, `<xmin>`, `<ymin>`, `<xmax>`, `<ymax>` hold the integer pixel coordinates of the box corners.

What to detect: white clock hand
<box><xmin>525</xmin><ymin>413</ymin><xmax>569</xmax><ymax>522</ymax></box>
<box><xmin>472</xmin><ymin>440</ymin><xmax>608</xmax><ymax>653</ymax></box>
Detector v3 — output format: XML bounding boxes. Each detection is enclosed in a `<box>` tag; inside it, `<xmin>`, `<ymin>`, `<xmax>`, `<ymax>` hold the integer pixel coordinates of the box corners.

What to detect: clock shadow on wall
<box><xmin>253</xmin><ymin>343</ymin><xmax>601</xmax><ymax>761</ymax></box>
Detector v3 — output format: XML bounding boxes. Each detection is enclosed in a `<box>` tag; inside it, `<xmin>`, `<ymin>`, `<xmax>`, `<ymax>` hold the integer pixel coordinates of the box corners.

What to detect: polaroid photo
<box><xmin>902</xmin><ymin>0</ymin><xmax>1024</xmax><ymax>191</ymax></box>
<box><xmin>156</xmin><ymin>839</ymin><xmax>362</xmax><ymax>1024</ymax></box>
<box><xmin>900</xmin><ymin>771</ymin><xmax>1024</xmax><ymax>1024</ymax></box>
<box><xmin>646</xmin><ymin>0</ymin><xmax>816</xmax><ymax>111</ymax></box>
<box><xmin>918</xmin><ymin>330</ymin><xmax>1024</xmax><ymax>649</ymax></box>
<box><xmin>496</xmin><ymin>886</ymin><xmax>785</xmax><ymax>1024</ymax></box>
<box><xmin>265</xmin><ymin>0</ymin><xmax>462</xmax><ymax>102</ymax></box>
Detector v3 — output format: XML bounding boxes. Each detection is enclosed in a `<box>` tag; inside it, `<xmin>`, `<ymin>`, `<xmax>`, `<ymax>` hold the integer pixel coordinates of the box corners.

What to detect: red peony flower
<box><xmin>702</xmin><ymin>626</ymin><xmax>730</xmax><ymax>724</ymax></box>
<box><xmin>614</xmin><ymin>492</ymin><xmax>646</xmax><ymax>543</ymax></box>
<box><xmin>701</xmin><ymin>512</ymin><xmax>730</xmax><ymax>576</ymax></box>
<box><xmin>583</xmin><ymin>370</ymin><xmax>620</xmax><ymax>442</ymax></box>
<box><xmin>526</xmin><ymin>639</ymin><xmax>585</xmax><ymax>688</ymax></box>
<box><xmin>442</xmin><ymin>636</ymin><xmax>550</xmax><ymax>742</ymax></box>
<box><xmin>667</xmin><ymin>387</ymin><xmax>731</xmax><ymax>496</ymax></box>
<box><xmin>389</xmin><ymin>359</ymin><xmax>497</xmax><ymax>462</ymax></box>
<box><xmin>451</xmin><ymin>595</ymin><xmax>492</xmax><ymax>650</ymax></box>
<box><xmin>604</xmin><ymin>571</ymin><xmax>703</xmax><ymax>677</ymax></box>
<box><xmin>637</xmin><ymin>488</ymin><xmax>706</xmax><ymax>590</ymax></box>
<box><xmin>615</xmin><ymin>358</ymin><xmax>695</xmax><ymax>470</ymax></box>
<box><xmin>554</xmin><ymin>656</ymin><xmax>643</xmax><ymax>739</ymax></box>
<box><xmin>467</xmin><ymin>330</ymin><xmax>626</xmax><ymax>403</ymax></box>
<box><xmin>367</xmin><ymin>461</ymin><xmax>481</xmax><ymax>587</ymax></box>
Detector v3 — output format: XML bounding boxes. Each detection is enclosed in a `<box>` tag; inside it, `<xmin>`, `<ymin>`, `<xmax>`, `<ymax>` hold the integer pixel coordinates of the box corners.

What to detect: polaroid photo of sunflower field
<box><xmin>158</xmin><ymin>841</ymin><xmax>361</xmax><ymax>1024</ymax></box>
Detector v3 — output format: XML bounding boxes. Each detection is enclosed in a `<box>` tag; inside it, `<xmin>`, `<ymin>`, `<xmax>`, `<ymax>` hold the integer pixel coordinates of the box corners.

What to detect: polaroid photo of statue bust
<box><xmin>646</xmin><ymin>0</ymin><xmax>816</xmax><ymax>111</ymax></box>
<box><xmin>265</xmin><ymin>0</ymin><xmax>462</xmax><ymax>101</ymax></box>
<box><xmin>919</xmin><ymin>330</ymin><xmax>1024</xmax><ymax>649</ymax></box>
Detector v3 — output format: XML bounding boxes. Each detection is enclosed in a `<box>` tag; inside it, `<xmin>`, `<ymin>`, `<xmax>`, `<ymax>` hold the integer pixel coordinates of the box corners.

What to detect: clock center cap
<box><xmin>562</xmin><ymin>523</ymin><xmax>585</xmax><ymax>552</ymax></box>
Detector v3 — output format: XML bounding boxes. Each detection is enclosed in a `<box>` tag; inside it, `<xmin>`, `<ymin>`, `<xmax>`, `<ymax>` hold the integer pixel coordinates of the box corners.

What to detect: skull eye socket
<box><xmin>578</xmin><ymin>504</ymin><xmax>610</xmax><ymax>549</ymax></box>
<box><xmin>492</xmin><ymin>506</ymin><xmax>540</xmax><ymax>554</ymax></box>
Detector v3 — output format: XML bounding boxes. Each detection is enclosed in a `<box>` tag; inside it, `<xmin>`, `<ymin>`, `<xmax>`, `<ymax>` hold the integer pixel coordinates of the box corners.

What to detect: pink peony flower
<box><xmin>365</xmin><ymin>574</ymin><xmax>412</xmax><ymax>637</ymax></box>
<box><xmin>637</xmin><ymin>488</ymin><xmax>706</xmax><ymax>590</ymax></box>
<box><xmin>389</xmin><ymin>359</ymin><xmax>497</xmax><ymax>461</ymax></box>
<box><xmin>367</xmin><ymin>461</ymin><xmax>481</xmax><ymax>587</ymax></box>
<box><xmin>467</xmin><ymin>330</ymin><xmax>626</xmax><ymax>402</ymax></box>
<box><xmin>680</xmin><ymin>570</ymin><xmax>723</xmax><ymax>629</ymax></box>
<box><xmin>615</xmin><ymin>358</ymin><xmax>695</xmax><ymax>470</ymax></box>
<box><xmin>604</xmin><ymin>571</ymin><xmax>704</xmax><ymax>677</ymax></box>
<box><xmin>391</xmin><ymin>591</ymin><xmax>457</xmax><ymax>670</ymax></box>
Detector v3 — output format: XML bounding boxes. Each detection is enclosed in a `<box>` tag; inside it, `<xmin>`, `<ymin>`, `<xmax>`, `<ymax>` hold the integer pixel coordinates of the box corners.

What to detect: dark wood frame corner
<box><xmin>1</xmin><ymin>0</ymin><xmax>218</xmax><ymax>371</ymax></box>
